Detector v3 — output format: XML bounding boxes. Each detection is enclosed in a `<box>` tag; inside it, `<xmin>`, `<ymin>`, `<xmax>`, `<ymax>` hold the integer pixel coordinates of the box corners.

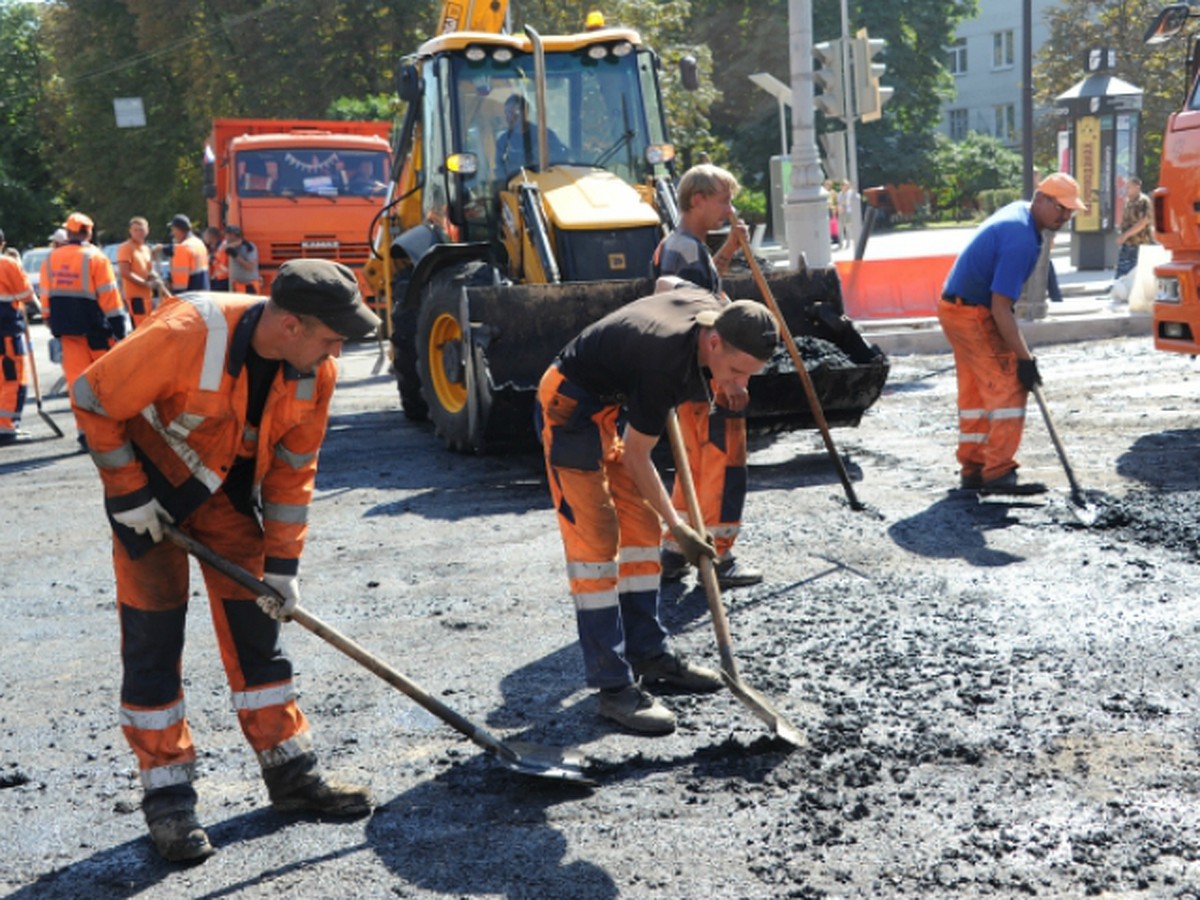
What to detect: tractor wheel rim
<box><xmin>429</xmin><ymin>312</ymin><xmax>467</xmax><ymax>413</ymax></box>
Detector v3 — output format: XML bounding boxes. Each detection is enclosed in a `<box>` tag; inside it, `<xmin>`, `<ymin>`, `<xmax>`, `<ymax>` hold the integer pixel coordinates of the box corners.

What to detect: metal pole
<box><xmin>778</xmin><ymin>96</ymin><xmax>788</xmax><ymax>157</ymax></box>
<box><xmin>1022</xmin><ymin>0</ymin><xmax>1034</xmax><ymax>197</ymax></box>
<box><xmin>839</xmin><ymin>0</ymin><xmax>861</xmax><ymax>248</ymax></box>
<box><xmin>783</xmin><ymin>0</ymin><xmax>832</xmax><ymax>270</ymax></box>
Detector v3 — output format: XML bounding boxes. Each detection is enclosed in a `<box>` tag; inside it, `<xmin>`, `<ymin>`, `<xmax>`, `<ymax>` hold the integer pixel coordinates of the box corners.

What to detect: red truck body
<box><xmin>204</xmin><ymin>118</ymin><xmax>391</xmax><ymax>305</ymax></box>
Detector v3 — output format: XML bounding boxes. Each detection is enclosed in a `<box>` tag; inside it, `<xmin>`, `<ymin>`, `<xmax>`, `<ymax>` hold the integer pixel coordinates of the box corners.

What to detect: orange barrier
<box><xmin>835</xmin><ymin>255</ymin><xmax>956</xmax><ymax>320</ymax></box>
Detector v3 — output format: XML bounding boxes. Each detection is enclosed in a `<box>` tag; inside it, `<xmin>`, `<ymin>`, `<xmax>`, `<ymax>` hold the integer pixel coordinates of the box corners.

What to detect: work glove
<box><xmin>112</xmin><ymin>498</ymin><xmax>173</xmax><ymax>543</ymax></box>
<box><xmin>1017</xmin><ymin>357</ymin><xmax>1042</xmax><ymax>391</ymax></box>
<box><xmin>257</xmin><ymin>573</ymin><xmax>300</xmax><ymax>621</ymax></box>
<box><xmin>670</xmin><ymin>521</ymin><xmax>717</xmax><ymax>569</ymax></box>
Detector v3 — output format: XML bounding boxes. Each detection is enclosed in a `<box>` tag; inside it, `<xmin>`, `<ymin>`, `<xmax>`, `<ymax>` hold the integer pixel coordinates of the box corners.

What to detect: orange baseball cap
<box><xmin>64</xmin><ymin>211</ymin><xmax>94</xmax><ymax>231</ymax></box>
<box><xmin>1036</xmin><ymin>173</ymin><xmax>1088</xmax><ymax>212</ymax></box>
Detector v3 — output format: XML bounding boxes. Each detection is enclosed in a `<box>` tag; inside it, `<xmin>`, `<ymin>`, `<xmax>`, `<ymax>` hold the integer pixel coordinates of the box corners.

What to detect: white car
<box><xmin>19</xmin><ymin>247</ymin><xmax>49</xmax><ymax>320</ymax></box>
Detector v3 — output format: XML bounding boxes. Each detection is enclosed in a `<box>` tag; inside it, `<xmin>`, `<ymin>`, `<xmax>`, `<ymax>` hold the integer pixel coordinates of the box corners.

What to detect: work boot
<box><xmin>143</xmin><ymin>785</ymin><xmax>213</xmax><ymax>864</ymax></box>
<box><xmin>264</xmin><ymin>754</ymin><xmax>373</xmax><ymax>818</ymax></box>
<box><xmin>660</xmin><ymin>548</ymin><xmax>689</xmax><ymax>582</ymax></box>
<box><xmin>634</xmin><ymin>651</ymin><xmax>724</xmax><ymax>693</ymax></box>
<box><xmin>598</xmin><ymin>683</ymin><xmax>676</xmax><ymax>735</ymax></box>
<box><xmin>716</xmin><ymin>556</ymin><xmax>763</xmax><ymax>589</ymax></box>
<box><xmin>978</xmin><ymin>470</ymin><xmax>1047</xmax><ymax>496</ymax></box>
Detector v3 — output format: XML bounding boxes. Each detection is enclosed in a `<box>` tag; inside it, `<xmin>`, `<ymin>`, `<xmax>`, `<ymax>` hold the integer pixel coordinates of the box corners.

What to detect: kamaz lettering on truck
<box><xmin>204</xmin><ymin>118</ymin><xmax>391</xmax><ymax>316</ymax></box>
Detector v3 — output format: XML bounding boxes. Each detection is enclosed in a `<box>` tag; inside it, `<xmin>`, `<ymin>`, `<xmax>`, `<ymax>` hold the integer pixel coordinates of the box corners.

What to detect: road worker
<box><xmin>224</xmin><ymin>225</ymin><xmax>263</xmax><ymax>294</ymax></box>
<box><xmin>0</xmin><ymin>228</ymin><xmax>33</xmax><ymax>445</ymax></box>
<box><xmin>939</xmin><ymin>172</ymin><xmax>1086</xmax><ymax>494</ymax></box>
<box><xmin>535</xmin><ymin>286</ymin><xmax>779</xmax><ymax>734</ymax></box>
<box><xmin>651</xmin><ymin>164</ymin><xmax>761</xmax><ymax>590</ymax></box>
<box><xmin>72</xmin><ymin>259</ymin><xmax>381</xmax><ymax>863</ymax></box>
<box><xmin>40</xmin><ymin>212</ymin><xmax>127</xmax><ymax>450</ymax></box>
<box><xmin>203</xmin><ymin>225</ymin><xmax>229</xmax><ymax>290</ymax></box>
<box><xmin>116</xmin><ymin>216</ymin><xmax>162</xmax><ymax>328</ymax></box>
<box><xmin>164</xmin><ymin>214</ymin><xmax>210</xmax><ymax>292</ymax></box>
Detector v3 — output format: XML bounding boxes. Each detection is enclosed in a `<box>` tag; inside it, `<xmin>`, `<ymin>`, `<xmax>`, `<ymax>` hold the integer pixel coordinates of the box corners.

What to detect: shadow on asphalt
<box><xmin>886</xmin><ymin>492</ymin><xmax>1027</xmax><ymax>566</ymax></box>
<box><xmin>1116</xmin><ymin>429</ymin><xmax>1200</xmax><ymax>492</ymax></box>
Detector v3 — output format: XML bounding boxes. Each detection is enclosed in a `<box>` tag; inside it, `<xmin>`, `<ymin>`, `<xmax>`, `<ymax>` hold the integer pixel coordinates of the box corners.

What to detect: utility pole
<box><xmin>1022</xmin><ymin>0</ymin><xmax>1034</xmax><ymax>197</ymax></box>
<box><xmin>838</xmin><ymin>0</ymin><xmax>861</xmax><ymax>248</ymax></box>
<box><xmin>783</xmin><ymin>0</ymin><xmax>832</xmax><ymax>270</ymax></box>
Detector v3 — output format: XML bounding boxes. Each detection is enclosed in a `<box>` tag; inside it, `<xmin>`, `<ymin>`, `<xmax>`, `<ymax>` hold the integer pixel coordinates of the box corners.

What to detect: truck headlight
<box><xmin>645</xmin><ymin>143</ymin><xmax>676</xmax><ymax>165</ymax></box>
<box><xmin>1156</xmin><ymin>277</ymin><xmax>1182</xmax><ymax>303</ymax></box>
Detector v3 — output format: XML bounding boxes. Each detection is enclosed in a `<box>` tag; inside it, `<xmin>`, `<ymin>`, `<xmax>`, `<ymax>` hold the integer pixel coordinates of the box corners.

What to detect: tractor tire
<box><xmin>391</xmin><ymin>302</ymin><xmax>427</xmax><ymax>421</ymax></box>
<box><xmin>415</xmin><ymin>263</ymin><xmax>494</xmax><ymax>453</ymax></box>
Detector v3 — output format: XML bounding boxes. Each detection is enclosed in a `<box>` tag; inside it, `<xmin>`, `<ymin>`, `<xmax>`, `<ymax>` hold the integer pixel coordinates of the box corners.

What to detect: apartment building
<box><xmin>941</xmin><ymin>0</ymin><xmax>1056</xmax><ymax>145</ymax></box>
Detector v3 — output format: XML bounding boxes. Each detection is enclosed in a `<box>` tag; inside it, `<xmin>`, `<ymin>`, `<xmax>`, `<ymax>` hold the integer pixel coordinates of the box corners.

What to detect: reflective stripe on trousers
<box><xmin>537</xmin><ymin>366</ymin><xmax>669</xmax><ymax>689</ymax></box>
<box><xmin>938</xmin><ymin>300</ymin><xmax>1027</xmax><ymax>482</ymax></box>
<box><xmin>113</xmin><ymin>489</ymin><xmax>310</xmax><ymax>782</ymax></box>
<box><xmin>0</xmin><ymin>333</ymin><xmax>27</xmax><ymax>432</ymax></box>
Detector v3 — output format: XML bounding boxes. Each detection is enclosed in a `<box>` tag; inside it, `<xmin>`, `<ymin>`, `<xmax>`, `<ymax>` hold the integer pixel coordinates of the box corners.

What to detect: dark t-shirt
<box><xmin>555</xmin><ymin>288</ymin><xmax>721</xmax><ymax>436</ymax></box>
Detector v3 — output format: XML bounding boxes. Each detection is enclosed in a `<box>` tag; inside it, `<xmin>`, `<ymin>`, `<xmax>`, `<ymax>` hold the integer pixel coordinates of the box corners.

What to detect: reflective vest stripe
<box><xmin>294</xmin><ymin>376</ymin><xmax>315</xmax><ymax>402</ymax></box>
<box><xmin>72</xmin><ymin>375</ymin><xmax>108</xmax><ymax>416</ymax></box>
<box><xmin>230</xmin><ymin>682</ymin><xmax>295</xmax><ymax>711</ymax></box>
<box><xmin>90</xmin><ymin>442</ymin><xmax>137</xmax><ymax>469</ymax></box>
<box><xmin>140</xmin><ymin>403</ymin><xmax>224</xmax><ymax>493</ymax></box>
<box><xmin>181</xmin><ymin>295</ymin><xmax>229</xmax><ymax>391</ymax></box>
<box><xmin>0</xmin><ymin>290</ymin><xmax>31</xmax><ymax>303</ymax></box>
<box><xmin>263</xmin><ymin>501</ymin><xmax>308</xmax><ymax>525</ymax></box>
<box><xmin>274</xmin><ymin>442</ymin><xmax>314</xmax><ymax>469</ymax></box>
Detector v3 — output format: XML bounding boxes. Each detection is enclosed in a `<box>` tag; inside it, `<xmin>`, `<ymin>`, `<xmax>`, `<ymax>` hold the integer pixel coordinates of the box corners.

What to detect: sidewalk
<box><xmin>758</xmin><ymin>227</ymin><xmax>1150</xmax><ymax>356</ymax></box>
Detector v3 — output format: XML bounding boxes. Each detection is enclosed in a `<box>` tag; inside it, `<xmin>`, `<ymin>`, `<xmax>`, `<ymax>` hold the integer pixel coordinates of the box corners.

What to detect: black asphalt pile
<box><xmin>1090</xmin><ymin>489</ymin><xmax>1200</xmax><ymax>559</ymax></box>
<box><xmin>793</xmin><ymin>335</ymin><xmax>855</xmax><ymax>369</ymax></box>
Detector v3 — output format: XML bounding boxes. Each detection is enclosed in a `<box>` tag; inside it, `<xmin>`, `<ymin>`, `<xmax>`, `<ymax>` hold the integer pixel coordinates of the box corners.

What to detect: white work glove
<box><xmin>112</xmin><ymin>498</ymin><xmax>173</xmax><ymax>543</ymax></box>
<box><xmin>257</xmin><ymin>573</ymin><xmax>300</xmax><ymax>621</ymax></box>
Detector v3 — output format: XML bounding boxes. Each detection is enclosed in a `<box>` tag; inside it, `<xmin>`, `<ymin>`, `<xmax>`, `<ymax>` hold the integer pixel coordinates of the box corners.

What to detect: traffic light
<box><xmin>852</xmin><ymin>28</ymin><xmax>893</xmax><ymax>123</ymax></box>
<box><xmin>818</xmin><ymin>131</ymin><xmax>847</xmax><ymax>183</ymax></box>
<box><xmin>813</xmin><ymin>39</ymin><xmax>846</xmax><ymax>120</ymax></box>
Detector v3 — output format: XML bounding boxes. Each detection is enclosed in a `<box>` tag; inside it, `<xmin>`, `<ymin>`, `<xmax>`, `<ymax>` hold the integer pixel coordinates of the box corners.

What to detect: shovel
<box><xmin>162</xmin><ymin>523</ymin><xmax>593</xmax><ymax>785</ymax></box>
<box><xmin>666</xmin><ymin>412</ymin><xmax>807</xmax><ymax>747</ymax></box>
<box><xmin>730</xmin><ymin>216</ymin><xmax>864</xmax><ymax>511</ymax></box>
<box><xmin>1031</xmin><ymin>383</ymin><xmax>1096</xmax><ymax>525</ymax></box>
<box><xmin>19</xmin><ymin>305</ymin><xmax>64</xmax><ymax>438</ymax></box>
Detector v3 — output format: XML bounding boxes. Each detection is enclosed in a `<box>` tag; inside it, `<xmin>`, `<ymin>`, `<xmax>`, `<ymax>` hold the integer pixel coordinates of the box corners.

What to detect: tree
<box><xmin>1033</xmin><ymin>0</ymin><xmax>1181</xmax><ymax>187</ymax></box>
<box><xmin>927</xmin><ymin>131</ymin><xmax>1023</xmax><ymax>214</ymax></box>
<box><xmin>0</xmin><ymin>2</ymin><xmax>62</xmax><ymax>248</ymax></box>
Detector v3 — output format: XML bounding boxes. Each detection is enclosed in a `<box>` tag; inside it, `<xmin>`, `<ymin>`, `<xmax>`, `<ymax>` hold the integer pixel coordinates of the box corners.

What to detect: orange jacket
<box><xmin>41</xmin><ymin>242</ymin><xmax>125</xmax><ymax>341</ymax></box>
<box><xmin>170</xmin><ymin>234</ymin><xmax>210</xmax><ymax>291</ymax></box>
<box><xmin>116</xmin><ymin>239</ymin><xmax>155</xmax><ymax>318</ymax></box>
<box><xmin>210</xmin><ymin>242</ymin><xmax>229</xmax><ymax>283</ymax></box>
<box><xmin>0</xmin><ymin>255</ymin><xmax>33</xmax><ymax>337</ymax></box>
<box><xmin>72</xmin><ymin>294</ymin><xmax>336</xmax><ymax>570</ymax></box>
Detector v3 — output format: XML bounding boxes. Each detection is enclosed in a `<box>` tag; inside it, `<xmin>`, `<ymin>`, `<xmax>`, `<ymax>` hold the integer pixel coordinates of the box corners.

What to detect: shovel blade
<box><xmin>721</xmin><ymin>671</ymin><xmax>808</xmax><ymax>748</ymax></box>
<box><xmin>496</xmin><ymin>741</ymin><xmax>595</xmax><ymax>785</ymax></box>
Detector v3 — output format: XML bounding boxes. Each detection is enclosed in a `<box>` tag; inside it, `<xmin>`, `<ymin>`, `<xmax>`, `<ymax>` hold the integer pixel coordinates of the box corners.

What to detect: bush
<box><xmin>735</xmin><ymin>187</ymin><xmax>767</xmax><ymax>226</ymax></box>
<box><xmin>977</xmin><ymin>188</ymin><xmax>1022</xmax><ymax>216</ymax></box>
<box><xmin>928</xmin><ymin>132</ymin><xmax>1022</xmax><ymax>219</ymax></box>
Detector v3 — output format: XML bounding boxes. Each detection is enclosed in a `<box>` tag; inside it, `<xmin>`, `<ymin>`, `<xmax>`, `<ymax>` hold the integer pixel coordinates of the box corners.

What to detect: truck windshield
<box><xmin>235</xmin><ymin>148</ymin><xmax>389</xmax><ymax>198</ymax></box>
<box><xmin>451</xmin><ymin>45</ymin><xmax>659</xmax><ymax>198</ymax></box>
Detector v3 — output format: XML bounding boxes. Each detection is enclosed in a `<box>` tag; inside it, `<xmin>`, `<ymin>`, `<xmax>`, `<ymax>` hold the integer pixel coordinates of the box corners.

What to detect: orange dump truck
<box><xmin>204</xmin><ymin>118</ymin><xmax>391</xmax><ymax>312</ymax></box>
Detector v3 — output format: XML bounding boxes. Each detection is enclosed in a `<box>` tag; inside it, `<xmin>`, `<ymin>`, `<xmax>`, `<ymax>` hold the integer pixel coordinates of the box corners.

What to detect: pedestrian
<box><xmin>0</xmin><ymin>228</ymin><xmax>34</xmax><ymax>445</ymax></box>
<box><xmin>1113</xmin><ymin>175</ymin><xmax>1153</xmax><ymax>283</ymax></box>
<box><xmin>40</xmin><ymin>212</ymin><xmax>128</xmax><ymax>451</ymax></box>
<box><xmin>939</xmin><ymin>172</ymin><xmax>1086</xmax><ymax>495</ymax></box>
<box><xmin>224</xmin><ymin>225</ymin><xmax>263</xmax><ymax>294</ymax></box>
<box><xmin>838</xmin><ymin>181</ymin><xmax>859</xmax><ymax>250</ymax></box>
<box><xmin>203</xmin><ymin>225</ymin><xmax>228</xmax><ymax>291</ymax></box>
<box><xmin>71</xmin><ymin>259</ymin><xmax>381</xmax><ymax>863</ymax></box>
<box><xmin>535</xmin><ymin>286</ymin><xmax>780</xmax><ymax>734</ymax></box>
<box><xmin>116</xmin><ymin>216</ymin><xmax>162</xmax><ymax>328</ymax></box>
<box><xmin>650</xmin><ymin>163</ymin><xmax>762</xmax><ymax>589</ymax></box>
<box><xmin>163</xmin><ymin>214</ymin><xmax>210</xmax><ymax>293</ymax></box>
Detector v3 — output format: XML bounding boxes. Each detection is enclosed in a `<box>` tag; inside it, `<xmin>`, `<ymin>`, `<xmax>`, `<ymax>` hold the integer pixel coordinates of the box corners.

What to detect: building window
<box><xmin>994</xmin><ymin>104</ymin><xmax>1016</xmax><ymax>143</ymax></box>
<box><xmin>948</xmin><ymin>38</ymin><xmax>967</xmax><ymax>75</ymax></box>
<box><xmin>948</xmin><ymin>108</ymin><xmax>968</xmax><ymax>141</ymax></box>
<box><xmin>992</xmin><ymin>30</ymin><xmax>1014</xmax><ymax>69</ymax></box>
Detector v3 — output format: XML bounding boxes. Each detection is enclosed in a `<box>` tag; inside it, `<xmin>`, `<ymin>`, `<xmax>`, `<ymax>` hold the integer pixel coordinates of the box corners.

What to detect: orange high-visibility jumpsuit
<box><xmin>73</xmin><ymin>293</ymin><xmax>335</xmax><ymax>796</ymax></box>
<box><xmin>116</xmin><ymin>238</ymin><xmax>156</xmax><ymax>328</ymax></box>
<box><xmin>0</xmin><ymin>255</ymin><xmax>33</xmax><ymax>438</ymax></box>
<box><xmin>209</xmin><ymin>241</ymin><xmax>229</xmax><ymax>290</ymax></box>
<box><xmin>169</xmin><ymin>234</ymin><xmax>210</xmax><ymax>292</ymax></box>
<box><xmin>41</xmin><ymin>242</ymin><xmax>126</xmax><ymax>435</ymax></box>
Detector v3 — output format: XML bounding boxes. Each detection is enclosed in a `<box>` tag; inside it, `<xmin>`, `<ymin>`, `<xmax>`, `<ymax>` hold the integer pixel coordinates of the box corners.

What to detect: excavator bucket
<box><xmin>462</xmin><ymin>267</ymin><xmax>889</xmax><ymax>442</ymax></box>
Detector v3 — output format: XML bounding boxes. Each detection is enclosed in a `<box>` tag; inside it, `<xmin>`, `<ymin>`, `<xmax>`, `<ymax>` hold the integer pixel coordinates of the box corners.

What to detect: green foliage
<box><xmin>977</xmin><ymin>187</ymin><xmax>1023</xmax><ymax>216</ymax></box>
<box><xmin>927</xmin><ymin>131</ymin><xmax>1022</xmax><ymax>216</ymax></box>
<box><xmin>734</xmin><ymin>187</ymin><xmax>767</xmax><ymax>225</ymax></box>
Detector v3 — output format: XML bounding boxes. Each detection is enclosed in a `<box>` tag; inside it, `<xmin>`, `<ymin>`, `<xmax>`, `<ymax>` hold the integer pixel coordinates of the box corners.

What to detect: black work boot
<box><xmin>143</xmin><ymin>784</ymin><xmax>214</xmax><ymax>863</ymax></box>
<box><xmin>263</xmin><ymin>753</ymin><xmax>373</xmax><ymax>818</ymax></box>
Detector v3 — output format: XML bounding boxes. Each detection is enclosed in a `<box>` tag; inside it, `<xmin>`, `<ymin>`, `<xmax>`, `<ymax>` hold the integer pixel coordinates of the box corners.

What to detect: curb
<box><xmin>861</xmin><ymin>310</ymin><xmax>1152</xmax><ymax>356</ymax></box>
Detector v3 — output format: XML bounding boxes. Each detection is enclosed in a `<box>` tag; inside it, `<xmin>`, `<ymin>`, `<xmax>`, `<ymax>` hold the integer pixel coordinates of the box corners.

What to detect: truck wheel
<box><xmin>416</xmin><ymin>269</ymin><xmax>493</xmax><ymax>453</ymax></box>
<box><xmin>391</xmin><ymin>303</ymin><xmax>427</xmax><ymax>421</ymax></box>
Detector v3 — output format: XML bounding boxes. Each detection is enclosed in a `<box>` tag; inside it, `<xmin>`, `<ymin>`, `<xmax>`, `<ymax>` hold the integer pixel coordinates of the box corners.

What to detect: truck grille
<box><xmin>269</xmin><ymin>239</ymin><xmax>372</xmax><ymax>265</ymax></box>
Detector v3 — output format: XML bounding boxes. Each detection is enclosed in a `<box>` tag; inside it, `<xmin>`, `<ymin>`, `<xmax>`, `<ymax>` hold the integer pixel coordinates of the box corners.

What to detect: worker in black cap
<box><xmin>71</xmin><ymin>258</ymin><xmax>380</xmax><ymax>863</ymax></box>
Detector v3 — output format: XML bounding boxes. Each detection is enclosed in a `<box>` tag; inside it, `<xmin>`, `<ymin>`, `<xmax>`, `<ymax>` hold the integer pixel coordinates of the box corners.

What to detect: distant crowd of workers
<box><xmin>0</xmin><ymin>212</ymin><xmax>260</xmax><ymax>448</ymax></box>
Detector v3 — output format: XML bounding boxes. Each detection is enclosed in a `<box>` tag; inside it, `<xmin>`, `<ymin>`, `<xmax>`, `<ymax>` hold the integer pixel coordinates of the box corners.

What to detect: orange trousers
<box><xmin>0</xmin><ymin>333</ymin><xmax>27</xmax><ymax>435</ymax></box>
<box><xmin>62</xmin><ymin>334</ymin><xmax>112</xmax><ymax>435</ymax></box>
<box><xmin>537</xmin><ymin>366</ymin><xmax>668</xmax><ymax>689</ymax></box>
<box><xmin>664</xmin><ymin>395</ymin><xmax>747</xmax><ymax>558</ymax></box>
<box><xmin>113</xmin><ymin>490</ymin><xmax>311</xmax><ymax>793</ymax></box>
<box><xmin>938</xmin><ymin>299</ymin><xmax>1027</xmax><ymax>483</ymax></box>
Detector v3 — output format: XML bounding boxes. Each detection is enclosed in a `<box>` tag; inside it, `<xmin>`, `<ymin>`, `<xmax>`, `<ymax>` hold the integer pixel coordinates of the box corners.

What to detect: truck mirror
<box><xmin>679</xmin><ymin>55</ymin><xmax>700</xmax><ymax>91</ymax></box>
<box><xmin>398</xmin><ymin>65</ymin><xmax>421</xmax><ymax>103</ymax></box>
<box><xmin>1145</xmin><ymin>4</ymin><xmax>1192</xmax><ymax>45</ymax></box>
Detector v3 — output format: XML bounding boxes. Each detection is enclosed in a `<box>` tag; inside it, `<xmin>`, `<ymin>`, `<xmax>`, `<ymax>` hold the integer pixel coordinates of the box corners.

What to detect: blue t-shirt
<box><xmin>650</xmin><ymin>229</ymin><xmax>721</xmax><ymax>296</ymax></box>
<box><xmin>942</xmin><ymin>201</ymin><xmax>1042</xmax><ymax>307</ymax></box>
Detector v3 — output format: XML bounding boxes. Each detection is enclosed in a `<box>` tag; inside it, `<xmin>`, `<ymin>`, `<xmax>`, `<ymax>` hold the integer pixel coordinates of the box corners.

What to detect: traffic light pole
<box><xmin>838</xmin><ymin>0</ymin><xmax>862</xmax><ymax>252</ymax></box>
<box><xmin>783</xmin><ymin>0</ymin><xmax>832</xmax><ymax>270</ymax></box>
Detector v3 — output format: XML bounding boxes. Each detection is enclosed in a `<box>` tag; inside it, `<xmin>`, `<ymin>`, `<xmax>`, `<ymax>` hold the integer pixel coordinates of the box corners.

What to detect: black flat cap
<box><xmin>271</xmin><ymin>259</ymin><xmax>380</xmax><ymax>340</ymax></box>
<box><xmin>696</xmin><ymin>300</ymin><xmax>780</xmax><ymax>361</ymax></box>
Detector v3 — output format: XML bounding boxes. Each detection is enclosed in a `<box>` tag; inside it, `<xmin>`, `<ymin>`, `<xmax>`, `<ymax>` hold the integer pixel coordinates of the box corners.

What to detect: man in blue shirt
<box><xmin>939</xmin><ymin>172</ymin><xmax>1085</xmax><ymax>494</ymax></box>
